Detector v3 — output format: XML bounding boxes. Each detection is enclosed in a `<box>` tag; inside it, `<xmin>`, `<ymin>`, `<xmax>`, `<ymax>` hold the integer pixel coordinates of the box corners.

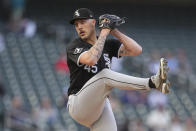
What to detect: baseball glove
<box><xmin>99</xmin><ymin>14</ymin><xmax>126</xmax><ymax>30</ymax></box>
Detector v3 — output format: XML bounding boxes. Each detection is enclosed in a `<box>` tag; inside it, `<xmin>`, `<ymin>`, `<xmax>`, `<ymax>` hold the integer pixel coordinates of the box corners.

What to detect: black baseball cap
<box><xmin>70</xmin><ymin>8</ymin><xmax>94</xmax><ymax>25</ymax></box>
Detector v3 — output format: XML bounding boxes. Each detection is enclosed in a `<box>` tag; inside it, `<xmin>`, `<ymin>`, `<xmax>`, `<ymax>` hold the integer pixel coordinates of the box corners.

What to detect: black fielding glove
<box><xmin>99</xmin><ymin>14</ymin><xmax>126</xmax><ymax>30</ymax></box>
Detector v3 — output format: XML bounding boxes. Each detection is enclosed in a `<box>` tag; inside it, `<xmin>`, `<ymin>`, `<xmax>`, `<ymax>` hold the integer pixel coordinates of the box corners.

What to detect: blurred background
<box><xmin>0</xmin><ymin>0</ymin><xmax>196</xmax><ymax>131</ymax></box>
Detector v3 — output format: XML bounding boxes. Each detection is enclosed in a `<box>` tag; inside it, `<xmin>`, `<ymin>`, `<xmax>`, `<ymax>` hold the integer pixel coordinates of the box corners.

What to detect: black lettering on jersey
<box><xmin>103</xmin><ymin>53</ymin><xmax>111</xmax><ymax>68</ymax></box>
<box><xmin>73</xmin><ymin>48</ymin><xmax>83</xmax><ymax>54</ymax></box>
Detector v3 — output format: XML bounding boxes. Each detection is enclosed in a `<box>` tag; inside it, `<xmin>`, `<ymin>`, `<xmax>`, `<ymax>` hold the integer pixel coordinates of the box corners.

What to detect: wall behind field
<box><xmin>27</xmin><ymin>0</ymin><xmax>196</xmax><ymax>5</ymax></box>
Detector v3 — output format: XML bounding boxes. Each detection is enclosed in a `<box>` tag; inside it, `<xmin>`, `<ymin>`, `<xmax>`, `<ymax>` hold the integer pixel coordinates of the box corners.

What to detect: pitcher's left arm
<box><xmin>111</xmin><ymin>29</ymin><xmax>142</xmax><ymax>57</ymax></box>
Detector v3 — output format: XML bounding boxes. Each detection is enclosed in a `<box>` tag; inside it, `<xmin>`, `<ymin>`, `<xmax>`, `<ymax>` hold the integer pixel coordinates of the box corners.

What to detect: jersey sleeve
<box><xmin>66</xmin><ymin>46</ymin><xmax>89</xmax><ymax>67</ymax></box>
<box><xmin>105</xmin><ymin>39</ymin><xmax>122</xmax><ymax>58</ymax></box>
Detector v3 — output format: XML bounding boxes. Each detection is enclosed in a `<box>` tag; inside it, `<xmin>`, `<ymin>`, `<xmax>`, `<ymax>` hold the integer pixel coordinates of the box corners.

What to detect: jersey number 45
<box><xmin>84</xmin><ymin>65</ymin><xmax>98</xmax><ymax>73</ymax></box>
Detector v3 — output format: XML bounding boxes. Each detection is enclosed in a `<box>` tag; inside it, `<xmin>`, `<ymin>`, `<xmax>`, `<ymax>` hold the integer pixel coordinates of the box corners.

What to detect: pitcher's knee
<box><xmin>101</xmin><ymin>68</ymin><xmax>110</xmax><ymax>73</ymax></box>
<box><xmin>99</xmin><ymin>68</ymin><xmax>111</xmax><ymax>78</ymax></box>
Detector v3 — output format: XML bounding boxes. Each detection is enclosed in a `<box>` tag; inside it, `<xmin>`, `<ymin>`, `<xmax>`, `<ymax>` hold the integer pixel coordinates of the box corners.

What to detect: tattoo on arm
<box><xmin>88</xmin><ymin>35</ymin><xmax>106</xmax><ymax>60</ymax></box>
<box><xmin>119</xmin><ymin>49</ymin><xmax>124</xmax><ymax>54</ymax></box>
<box><xmin>119</xmin><ymin>46</ymin><xmax>130</xmax><ymax>56</ymax></box>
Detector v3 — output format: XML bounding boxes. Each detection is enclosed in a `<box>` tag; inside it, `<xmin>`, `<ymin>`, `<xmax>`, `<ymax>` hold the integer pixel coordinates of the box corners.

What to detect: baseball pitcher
<box><xmin>66</xmin><ymin>8</ymin><xmax>170</xmax><ymax>131</ymax></box>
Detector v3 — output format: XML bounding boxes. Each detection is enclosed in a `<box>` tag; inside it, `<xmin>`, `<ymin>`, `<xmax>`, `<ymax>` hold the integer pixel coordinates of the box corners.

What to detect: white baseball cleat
<box><xmin>151</xmin><ymin>58</ymin><xmax>170</xmax><ymax>94</ymax></box>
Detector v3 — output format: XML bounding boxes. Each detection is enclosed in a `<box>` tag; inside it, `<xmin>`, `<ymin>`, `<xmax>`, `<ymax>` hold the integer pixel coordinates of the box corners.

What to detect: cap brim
<box><xmin>70</xmin><ymin>17</ymin><xmax>89</xmax><ymax>25</ymax></box>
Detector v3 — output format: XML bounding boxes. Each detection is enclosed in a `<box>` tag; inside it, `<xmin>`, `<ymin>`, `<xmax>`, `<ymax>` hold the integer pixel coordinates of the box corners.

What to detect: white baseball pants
<box><xmin>67</xmin><ymin>68</ymin><xmax>150</xmax><ymax>131</ymax></box>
